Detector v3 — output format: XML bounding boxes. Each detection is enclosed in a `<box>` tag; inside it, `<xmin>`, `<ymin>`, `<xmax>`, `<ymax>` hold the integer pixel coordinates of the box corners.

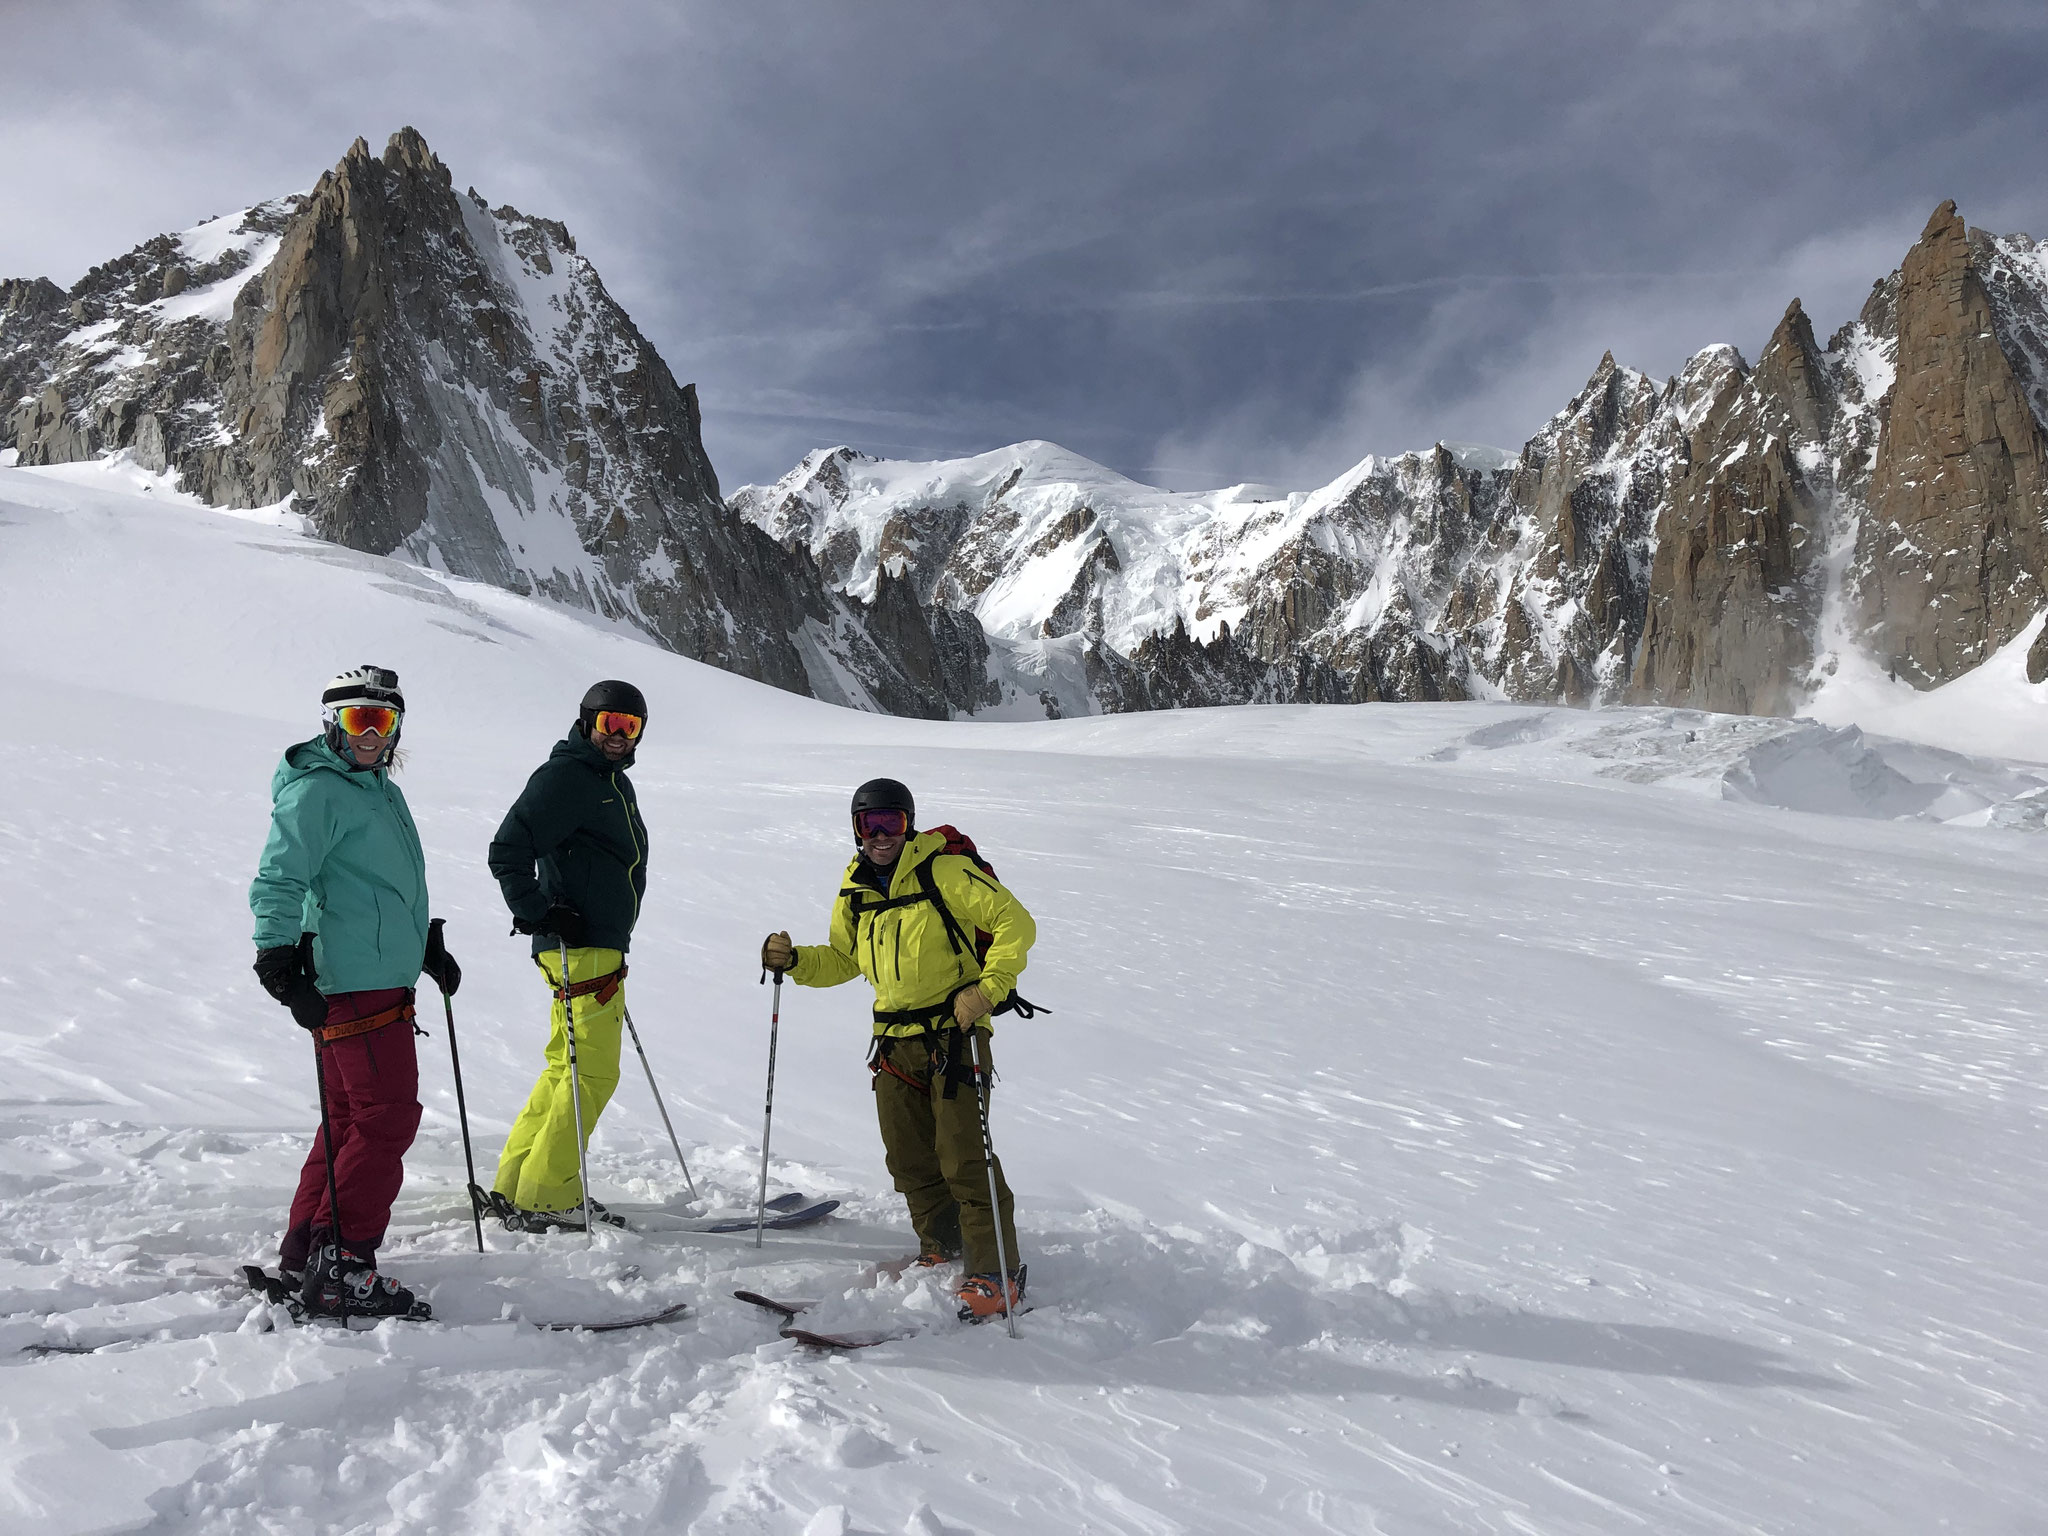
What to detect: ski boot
<box><xmin>488</xmin><ymin>1191</ymin><xmax>625</xmax><ymax>1232</ymax></box>
<box><xmin>956</xmin><ymin>1264</ymin><xmax>1027</xmax><ymax>1323</ymax></box>
<box><xmin>300</xmin><ymin>1241</ymin><xmax>431</xmax><ymax>1321</ymax></box>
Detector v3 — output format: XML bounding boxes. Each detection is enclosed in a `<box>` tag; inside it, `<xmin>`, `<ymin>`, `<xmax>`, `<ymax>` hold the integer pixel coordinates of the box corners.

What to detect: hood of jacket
<box><xmin>273</xmin><ymin>735</ymin><xmax>386</xmax><ymax>796</ymax></box>
<box><xmin>558</xmin><ymin>724</ymin><xmax>635</xmax><ymax>773</ymax></box>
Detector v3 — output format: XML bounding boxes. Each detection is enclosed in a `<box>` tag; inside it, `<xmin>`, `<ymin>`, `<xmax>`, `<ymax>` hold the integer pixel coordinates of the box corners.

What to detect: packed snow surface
<box><xmin>1</xmin><ymin>460</ymin><xmax>2044</xmax><ymax>1534</ymax></box>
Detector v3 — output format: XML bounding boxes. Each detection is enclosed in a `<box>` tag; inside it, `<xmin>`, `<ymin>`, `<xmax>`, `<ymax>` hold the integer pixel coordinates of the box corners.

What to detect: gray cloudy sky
<box><xmin>4</xmin><ymin>1</ymin><xmax>2046</xmax><ymax>491</ymax></box>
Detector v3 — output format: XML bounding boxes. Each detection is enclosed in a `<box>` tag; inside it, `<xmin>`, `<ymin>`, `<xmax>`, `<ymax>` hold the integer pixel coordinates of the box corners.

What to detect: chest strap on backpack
<box><xmin>547</xmin><ymin>962</ymin><xmax>628</xmax><ymax>1009</ymax></box>
<box><xmin>317</xmin><ymin>1000</ymin><xmax>416</xmax><ymax>1045</ymax></box>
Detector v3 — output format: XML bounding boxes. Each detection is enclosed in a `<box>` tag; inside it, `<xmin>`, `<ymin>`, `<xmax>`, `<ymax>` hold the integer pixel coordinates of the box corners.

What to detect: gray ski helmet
<box><xmin>578</xmin><ymin>679</ymin><xmax>647</xmax><ymax>737</ymax></box>
<box><xmin>320</xmin><ymin>664</ymin><xmax>404</xmax><ymax>767</ymax></box>
<box><xmin>850</xmin><ymin>777</ymin><xmax>915</xmax><ymax>840</ymax></box>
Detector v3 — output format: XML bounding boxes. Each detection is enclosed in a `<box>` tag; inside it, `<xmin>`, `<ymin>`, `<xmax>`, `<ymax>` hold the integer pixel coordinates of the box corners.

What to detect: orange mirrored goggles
<box><xmin>333</xmin><ymin>704</ymin><xmax>400</xmax><ymax>737</ymax></box>
<box><xmin>591</xmin><ymin>710</ymin><xmax>645</xmax><ymax>740</ymax></box>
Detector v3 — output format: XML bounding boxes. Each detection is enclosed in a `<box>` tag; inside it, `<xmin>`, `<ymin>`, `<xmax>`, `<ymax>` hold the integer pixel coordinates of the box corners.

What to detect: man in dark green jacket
<box><xmin>485</xmin><ymin>680</ymin><xmax>650</xmax><ymax>1228</ymax></box>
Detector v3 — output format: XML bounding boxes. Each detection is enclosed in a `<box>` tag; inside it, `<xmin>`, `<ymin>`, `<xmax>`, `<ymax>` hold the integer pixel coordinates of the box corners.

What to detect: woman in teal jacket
<box><xmin>249</xmin><ymin>665</ymin><xmax>458</xmax><ymax>1320</ymax></box>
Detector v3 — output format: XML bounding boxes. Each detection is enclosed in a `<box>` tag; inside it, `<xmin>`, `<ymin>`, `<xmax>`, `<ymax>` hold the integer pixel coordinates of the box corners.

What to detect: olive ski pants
<box><xmin>493</xmin><ymin>947</ymin><xmax>624</xmax><ymax>1212</ymax></box>
<box><xmin>872</xmin><ymin>1029</ymin><xmax>1018</xmax><ymax>1276</ymax></box>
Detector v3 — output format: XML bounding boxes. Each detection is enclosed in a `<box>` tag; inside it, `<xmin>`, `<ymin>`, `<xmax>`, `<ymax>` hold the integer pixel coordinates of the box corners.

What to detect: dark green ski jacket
<box><xmin>488</xmin><ymin>730</ymin><xmax>648</xmax><ymax>955</ymax></box>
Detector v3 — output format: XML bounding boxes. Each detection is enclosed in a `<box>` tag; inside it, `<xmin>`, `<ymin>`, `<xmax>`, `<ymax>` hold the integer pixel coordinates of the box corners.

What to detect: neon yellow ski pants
<box><xmin>493</xmin><ymin>946</ymin><xmax>624</xmax><ymax>1212</ymax></box>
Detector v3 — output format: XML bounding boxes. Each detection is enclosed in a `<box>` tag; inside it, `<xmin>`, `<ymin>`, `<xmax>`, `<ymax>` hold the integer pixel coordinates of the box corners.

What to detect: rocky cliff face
<box><xmin>1</xmin><ymin>129</ymin><xmax>992</xmax><ymax>720</ymax></box>
<box><xmin>737</xmin><ymin>201</ymin><xmax>2048</xmax><ymax>719</ymax></box>
<box><xmin>1856</xmin><ymin>203</ymin><xmax>2048</xmax><ymax>686</ymax></box>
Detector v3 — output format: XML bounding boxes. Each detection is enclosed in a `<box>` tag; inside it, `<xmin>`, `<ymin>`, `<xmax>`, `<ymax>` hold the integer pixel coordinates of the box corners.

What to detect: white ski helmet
<box><xmin>320</xmin><ymin>664</ymin><xmax>405</xmax><ymax>765</ymax></box>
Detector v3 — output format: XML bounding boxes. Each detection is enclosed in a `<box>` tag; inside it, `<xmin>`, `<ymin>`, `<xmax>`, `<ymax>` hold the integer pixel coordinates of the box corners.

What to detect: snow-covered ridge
<box><xmin>738</xmin><ymin>205</ymin><xmax>2048</xmax><ymax>722</ymax></box>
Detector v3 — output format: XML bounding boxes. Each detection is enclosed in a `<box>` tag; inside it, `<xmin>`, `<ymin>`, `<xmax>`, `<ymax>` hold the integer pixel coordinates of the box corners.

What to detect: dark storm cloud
<box><xmin>4</xmin><ymin>1</ymin><xmax>2046</xmax><ymax>490</ymax></box>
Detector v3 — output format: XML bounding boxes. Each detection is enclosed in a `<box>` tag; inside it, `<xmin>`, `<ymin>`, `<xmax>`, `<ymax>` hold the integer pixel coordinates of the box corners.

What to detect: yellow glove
<box><xmin>952</xmin><ymin>982</ymin><xmax>991</xmax><ymax>1027</ymax></box>
<box><xmin>761</xmin><ymin>931</ymin><xmax>795</xmax><ymax>973</ymax></box>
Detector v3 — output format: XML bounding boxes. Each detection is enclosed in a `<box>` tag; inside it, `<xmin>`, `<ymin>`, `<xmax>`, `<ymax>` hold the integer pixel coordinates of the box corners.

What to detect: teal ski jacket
<box><xmin>249</xmin><ymin>737</ymin><xmax>430</xmax><ymax>994</ymax></box>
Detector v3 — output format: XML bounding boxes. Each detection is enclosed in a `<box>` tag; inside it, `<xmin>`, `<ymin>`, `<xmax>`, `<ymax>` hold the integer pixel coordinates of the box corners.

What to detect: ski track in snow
<box><xmin>0</xmin><ymin>461</ymin><xmax>2045</xmax><ymax>1533</ymax></box>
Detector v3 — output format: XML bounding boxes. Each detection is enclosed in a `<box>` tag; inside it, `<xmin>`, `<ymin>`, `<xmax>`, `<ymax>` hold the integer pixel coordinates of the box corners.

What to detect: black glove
<box><xmin>539</xmin><ymin>903</ymin><xmax>588</xmax><ymax>948</ymax></box>
<box><xmin>257</xmin><ymin>937</ymin><xmax>329</xmax><ymax>1032</ymax></box>
<box><xmin>422</xmin><ymin>917</ymin><xmax>462</xmax><ymax>997</ymax></box>
<box><xmin>254</xmin><ymin>944</ymin><xmax>304</xmax><ymax>1005</ymax></box>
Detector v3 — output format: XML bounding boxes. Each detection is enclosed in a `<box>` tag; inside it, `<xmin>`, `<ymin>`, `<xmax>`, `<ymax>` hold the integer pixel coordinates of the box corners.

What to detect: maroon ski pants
<box><xmin>280</xmin><ymin>988</ymin><xmax>422</xmax><ymax>1271</ymax></box>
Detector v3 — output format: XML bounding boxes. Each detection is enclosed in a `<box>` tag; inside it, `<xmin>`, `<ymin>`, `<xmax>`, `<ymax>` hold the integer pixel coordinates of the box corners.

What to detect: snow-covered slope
<box><xmin>3</xmin><ymin>459</ymin><xmax>2046</xmax><ymax>1534</ymax></box>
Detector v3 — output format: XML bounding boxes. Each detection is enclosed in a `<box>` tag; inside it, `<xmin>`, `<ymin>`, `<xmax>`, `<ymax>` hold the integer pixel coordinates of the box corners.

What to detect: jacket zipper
<box><xmin>614</xmin><ymin>772</ymin><xmax>643</xmax><ymax>927</ymax></box>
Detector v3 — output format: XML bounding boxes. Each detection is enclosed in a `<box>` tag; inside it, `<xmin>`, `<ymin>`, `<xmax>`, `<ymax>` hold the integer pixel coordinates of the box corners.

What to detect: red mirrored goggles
<box><xmin>332</xmin><ymin>704</ymin><xmax>400</xmax><ymax>737</ymax></box>
<box><xmin>854</xmin><ymin>807</ymin><xmax>909</xmax><ymax>840</ymax></box>
<box><xmin>591</xmin><ymin>710</ymin><xmax>644</xmax><ymax>740</ymax></box>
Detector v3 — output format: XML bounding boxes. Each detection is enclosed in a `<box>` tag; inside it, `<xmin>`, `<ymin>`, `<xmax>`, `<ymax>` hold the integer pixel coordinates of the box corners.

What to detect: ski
<box><xmin>780</xmin><ymin>1324</ymin><xmax>920</xmax><ymax>1350</ymax></box>
<box><xmin>535</xmin><ymin>1300</ymin><xmax>692</xmax><ymax>1332</ymax></box>
<box><xmin>734</xmin><ymin>1290</ymin><xmax>922</xmax><ymax>1350</ymax></box>
<box><xmin>632</xmin><ymin>1195</ymin><xmax>840</xmax><ymax>1234</ymax></box>
<box><xmin>238</xmin><ymin>1265</ymin><xmax>689</xmax><ymax>1334</ymax></box>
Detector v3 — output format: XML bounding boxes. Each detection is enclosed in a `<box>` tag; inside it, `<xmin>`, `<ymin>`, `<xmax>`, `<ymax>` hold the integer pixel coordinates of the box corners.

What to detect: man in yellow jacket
<box><xmin>762</xmin><ymin>777</ymin><xmax>1036</xmax><ymax>1321</ymax></box>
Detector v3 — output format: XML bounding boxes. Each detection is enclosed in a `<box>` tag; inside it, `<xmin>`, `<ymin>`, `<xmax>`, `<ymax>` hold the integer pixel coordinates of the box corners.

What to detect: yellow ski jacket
<box><xmin>789</xmin><ymin>830</ymin><xmax>1036</xmax><ymax>1035</ymax></box>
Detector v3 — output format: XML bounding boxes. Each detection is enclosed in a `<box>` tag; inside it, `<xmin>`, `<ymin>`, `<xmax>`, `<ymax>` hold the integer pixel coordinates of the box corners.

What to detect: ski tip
<box><xmin>733</xmin><ymin>1289</ymin><xmax>814</xmax><ymax>1318</ymax></box>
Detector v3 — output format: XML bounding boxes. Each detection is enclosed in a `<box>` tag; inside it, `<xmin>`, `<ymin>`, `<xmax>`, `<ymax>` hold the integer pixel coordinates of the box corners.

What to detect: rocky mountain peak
<box><xmin>1</xmin><ymin>127</ymin><xmax>999</xmax><ymax>720</ymax></box>
<box><xmin>1749</xmin><ymin>298</ymin><xmax>1834</xmax><ymax>445</ymax></box>
<box><xmin>1855</xmin><ymin>199</ymin><xmax>2048</xmax><ymax>686</ymax></box>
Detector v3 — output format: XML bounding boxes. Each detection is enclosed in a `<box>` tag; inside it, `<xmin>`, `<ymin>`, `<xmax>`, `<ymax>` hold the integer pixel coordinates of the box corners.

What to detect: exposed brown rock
<box><xmin>1630</xmin><ymin>308</ymin><xmax>1831</xmax><ymax>713</ymax></box>
<box><xmin>1853</xmin><ymin>201</ymin><xmax>2048</xmax><ymax>684</ymax></box>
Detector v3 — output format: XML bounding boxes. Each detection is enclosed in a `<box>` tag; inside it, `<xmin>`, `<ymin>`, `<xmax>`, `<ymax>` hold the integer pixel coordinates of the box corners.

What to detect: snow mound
<box><xmin>1807</xmin><ymin>611</ymin><xmax>2048</xmax><ymax>764</ymax></box>
<box><xmin>1722</xmin><ymin>721</ymin><xmax>2048</xmax><ymax>825</ymax></box>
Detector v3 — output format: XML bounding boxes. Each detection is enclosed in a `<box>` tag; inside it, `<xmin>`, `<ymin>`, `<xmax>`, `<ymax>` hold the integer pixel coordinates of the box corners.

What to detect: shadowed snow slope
<box><xmin>0</xmin><ymin>460</ymin><xmax>2043</xmax><ymax>1534</ymax></box>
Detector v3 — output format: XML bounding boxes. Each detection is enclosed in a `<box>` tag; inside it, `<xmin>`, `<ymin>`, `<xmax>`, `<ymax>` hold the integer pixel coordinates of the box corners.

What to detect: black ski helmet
<box><xmin>850</xmin><ymin>777</ymin><xmax>915</xmax><ymax>841</ymax></box>
<box><xmin>321</xmin><ymin>664</ymin><xmax>404</xmax><ymax>768</ymax></box>
<box><xmin>578</xmin><ymin>679</ymin><xmax>647</xmax><ymax>738</ymax></box>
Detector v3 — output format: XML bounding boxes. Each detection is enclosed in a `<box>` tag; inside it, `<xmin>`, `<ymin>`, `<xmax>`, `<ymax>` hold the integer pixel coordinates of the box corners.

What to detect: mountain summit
<box><xmin>0</xmin><ymin>128</ymin><xmax>992</xmax><ymax>719</ymax></box>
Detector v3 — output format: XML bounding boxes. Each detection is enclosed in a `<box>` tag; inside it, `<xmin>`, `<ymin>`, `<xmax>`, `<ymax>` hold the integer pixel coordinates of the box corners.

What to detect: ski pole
<box><xmin>971</xmin><ymin>1027</ymin><xmax>1019</xmax><ymax>1339</ymax></box>
<box><xmin>433</xmin><ymin>939</ymin><xmax>486</xmax><ymax>1254</ymax></box>
<box><xmin>623</xmin><ymin>1004</ymin><xmax>698</xmax><ymax>1200</ymax></box>
<box><xmin>312</xmin><ymin>1034</ymin><xmax>348</xmax><ymax>1325</ymax></box>
<box><xmin>753</xmin><ymin>966</ymin><xmax>783</xmax><ymax>1248</ymax></box>
<box><xmin>558</xmin><ymin>939</ymin><xmax>596</xmax><ymax>1246</ymax></box>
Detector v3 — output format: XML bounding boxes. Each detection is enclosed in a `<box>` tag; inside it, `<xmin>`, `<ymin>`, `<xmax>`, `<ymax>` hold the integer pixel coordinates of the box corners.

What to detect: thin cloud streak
<box><xmin>1</xmin><ymin>2</ymin><xmax>2044</xmax><ymax>492</ymax></box>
